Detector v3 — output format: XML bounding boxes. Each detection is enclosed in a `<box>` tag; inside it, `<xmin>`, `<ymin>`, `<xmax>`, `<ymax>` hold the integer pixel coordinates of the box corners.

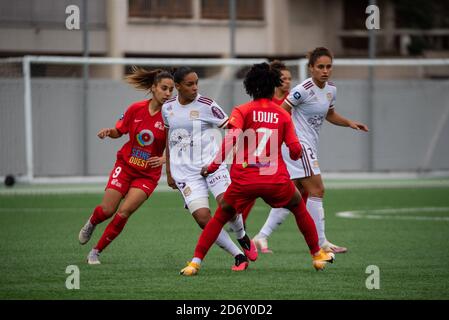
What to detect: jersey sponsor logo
<box><xmin>252</xmin><ymin>111</ymin><xmax>279</xmax><ymax>124</ymax></box>
<box><xmin>136</xmin><ymin>129</ymin><xmax>155</xmax><ymax>147</ymax></box>
<box><xmin>207</xmin><ymin>173</ymin><xmax>229</xmax><ymax>187</ymax></box>
<box><xmin>293</xmin><ymin>91</ymin><xmax>301</xmax><ymax>100</ymax></box>
<box><xmin>134</xmin><ymin>119</ymin><xmax>143</xmax><ymax>123</ymax></box>
<box><xmin>154</xmin><ymin>121</ymin><xmax>164</xmax><ymax>131</ymax></box>
<box><xmin>326</xmin><ymin>92</ymin><xmax>332</xmax><ymax>101</ymax></box>
<box><xmin>211</xmin><ymin>106</ymin><xmax>225</xmax><ymax>119</ymax></box>
<box><xmin>307</xmin><ymin>115</ymin><xmax>324</xmax><ymax>131</ymax></box>
<box><xmin>170</xmin><ymin>129</ymin><xmax>192</xmax><ymax>151</ymax></box>
<box><xmin>190</xmin><ymin>110</ymin><xmax>200</xmax><ymax>120</ymax></box>
<box><xmin>129</xmin><ymin>147</ymin><xmax>152</xmax><ymax>169</ymax></box>
<box><xmin>111</xmin><ymin>179</ymin><xmax>122</xmax><ymax>188</ymax></box>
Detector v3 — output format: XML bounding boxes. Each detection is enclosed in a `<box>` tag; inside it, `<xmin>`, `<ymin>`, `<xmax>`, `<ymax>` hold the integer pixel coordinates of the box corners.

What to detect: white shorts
<box><xmin>282</xmin><ymin>142</ymin><xmax>321</xmax><ymax>179</ymax></box>
<box><xmin>176</xmin><ymin>167</ymin><xmax>231</xmax><ymax>210</ymax></box>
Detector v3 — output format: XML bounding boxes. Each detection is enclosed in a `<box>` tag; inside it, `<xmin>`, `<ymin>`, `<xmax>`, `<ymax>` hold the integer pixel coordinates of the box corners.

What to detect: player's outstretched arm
<box><xmin>97</xmin><ymin>128</ymin><xmax>122</xmax><ymax>139</ymax></box>
<box><xmin>325</xmin><ymin>108</ymin><xmax>369</xmax><ymax>132</ymax></box>
<box><xmin>284</xmin><ymin>118</ymin><xmax>302</xmax><ymax>160</ymax></box>
<box><xmin>202</xmin><ymin>128</ymin><xmax>240</xmax><ymax>177</ymax></box>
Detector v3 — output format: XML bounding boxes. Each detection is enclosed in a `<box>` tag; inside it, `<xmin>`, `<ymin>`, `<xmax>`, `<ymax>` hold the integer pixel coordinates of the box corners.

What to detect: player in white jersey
<box><xmin>162</xmin><ymin>67</ymin><xmax>257</xmax><ymax>271</ymax></box>
<box><xmin>254</xmin><ymin>48</ymin><xmax>369</xmax><ymax>254</ymax></box>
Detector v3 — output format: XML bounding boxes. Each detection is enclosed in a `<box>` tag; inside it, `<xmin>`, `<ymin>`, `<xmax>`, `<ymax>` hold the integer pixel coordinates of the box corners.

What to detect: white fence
<box><xmin>1</xmin><ymin>56</ymin><xmax>449</xmax><ymax>182</ymax></box>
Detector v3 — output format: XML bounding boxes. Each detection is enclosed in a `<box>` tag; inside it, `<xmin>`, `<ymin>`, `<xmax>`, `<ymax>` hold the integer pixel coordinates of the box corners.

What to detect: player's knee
<box><xmin>310</xmin><ymin>186</ymin><xmax>325</xmax><ymax>198</ymax></box>
<box><xmin>195</xmin><ymin>214</ymin><xmax>210</xmax><ymax>229</ymax></box>
<box><xmin>100</xmin><ymin>204</ymin><xmax>116</xmax><ymax>217</ymax></box>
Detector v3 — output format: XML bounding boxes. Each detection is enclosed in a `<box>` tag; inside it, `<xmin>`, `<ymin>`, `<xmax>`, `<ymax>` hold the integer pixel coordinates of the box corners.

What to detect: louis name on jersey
<box><xmin>253</xmin><ymin>111</ymin><xmax>279</xmax><ymax>124</ymax></box>
<box><xmin>284</xmin><ymin>77</ymin><xmax>337</xmax><ymax>150</ymax></box>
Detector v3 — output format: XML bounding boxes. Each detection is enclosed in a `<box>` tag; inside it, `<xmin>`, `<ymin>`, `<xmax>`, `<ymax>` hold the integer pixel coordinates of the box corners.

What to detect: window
<box><xmin>128</xmin><ymin>0</ymin><xmax>193</xmax><ymax>19</ymax></box>
<box><xmin>201</xmin><ymin>0</ymin><xmax>264</xmax><ymax>20</ymax></box>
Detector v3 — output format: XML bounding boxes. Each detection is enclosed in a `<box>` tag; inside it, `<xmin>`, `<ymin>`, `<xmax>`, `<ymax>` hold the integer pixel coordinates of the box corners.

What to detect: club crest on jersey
<box><xmin>154</xmin><ymin>121</ymin><xmax>164</xmax><ymax>131</ymax></box>
<box><xmin>183</xmin><ymin>186</ymin><xmax>192</xmax><ymax>197</ymax></box>
<box><xmin>211</xmin><ymin>106</ymin><xmax>225</xmax><ymax>119</ymax></box>
<box><xmin>136</xmin><ymin>129</ymin><xmax>154</xmax><ymax>147</ymax></box>
<box><xmin>190</xmin><ymin>110</ymin><xmax>199</xmax><ymax>120</ymax></box>
<box><xmin>326</xmin><ymin>92</ymin><xmax>332</xmax><ymax>101</ymax></box>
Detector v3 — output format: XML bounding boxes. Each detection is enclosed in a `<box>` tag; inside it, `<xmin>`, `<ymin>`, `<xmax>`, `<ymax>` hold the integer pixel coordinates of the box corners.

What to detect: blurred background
<box><xmin>1</xmin><ymin>0</ymin><xmax>449</xmax><ymax>182</ymax></box>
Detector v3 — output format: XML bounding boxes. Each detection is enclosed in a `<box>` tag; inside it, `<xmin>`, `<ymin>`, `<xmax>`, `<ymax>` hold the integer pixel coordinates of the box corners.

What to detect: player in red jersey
<box><xmin>78</xmin><ymin>67</ymin><xmax>174</xmax><ymax>264</ymax></box>
<box><xmin>253</xmin><ymin>60</ymin><xmax>309</xmax><ymax>253</ymax></box>
<box><xmin>180</xmin><ymin>63</ymin><xmax>335</xmax><ymax>276</ymax></box>
<box><xmin>239</xmin><ymin>60</ymin><xmax>293</xmax><ymax>225</ymax></box>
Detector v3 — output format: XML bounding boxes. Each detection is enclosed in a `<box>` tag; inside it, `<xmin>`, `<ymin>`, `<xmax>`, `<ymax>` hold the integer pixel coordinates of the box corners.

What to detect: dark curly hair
<box><xmin>243</xmin><ymin>62</ymin><xmax>282</xmax><ymax>100</ymax></box>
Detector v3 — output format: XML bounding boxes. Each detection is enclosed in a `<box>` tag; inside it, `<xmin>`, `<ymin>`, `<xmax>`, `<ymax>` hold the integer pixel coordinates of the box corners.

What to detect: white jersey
<box><xmin>162</xmin><ymin>94</ymin><xmax>229</xmax><ymax>182</ymax></box>
<box><xmin>285</xmin><ymin>78</ymin><xmax>337</xmax><ymax>151</ymax></box>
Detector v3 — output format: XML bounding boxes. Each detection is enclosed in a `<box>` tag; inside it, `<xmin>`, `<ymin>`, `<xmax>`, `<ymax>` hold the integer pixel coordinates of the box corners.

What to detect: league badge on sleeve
<box><xmin>211</xmin><ymin>106</ymin><xmax>225</xmax><ymax>119</ymax></box>
<box><xmin>293</xmin><ymin>92</ymin><xmax>301</xmax><ymax>100</ymax></box>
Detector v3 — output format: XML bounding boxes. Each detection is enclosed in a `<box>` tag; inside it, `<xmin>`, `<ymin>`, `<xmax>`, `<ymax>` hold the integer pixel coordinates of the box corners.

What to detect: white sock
<box><xmin>227</xmin><ymin>214</ymin><xmax>246</xmax><ymax>239</ymax></box>
<box><xmin>306</xmin><ymin>197</ymin><xmax>326</xmax><ymax>246</ymax></box>
<box><xmin>192</xmin><ymin>257</ymin><xmax>202</xmax><ymax>265</ymax></box>
<box><xmin>258</xmin><ymin>208</ymin><xmax>290</xmax><ymax>239</ymax></box>
<box><xmin>216</xmin><ymin>229</ymin><xmax>243</xmax><ymax>257</ymax></box>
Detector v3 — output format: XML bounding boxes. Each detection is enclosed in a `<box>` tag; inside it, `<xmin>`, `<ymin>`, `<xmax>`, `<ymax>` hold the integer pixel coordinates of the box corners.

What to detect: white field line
<box><xmin>336</xmin><ymin>207</ymin><xmax>449</xmax><ymax>221</ymax></box>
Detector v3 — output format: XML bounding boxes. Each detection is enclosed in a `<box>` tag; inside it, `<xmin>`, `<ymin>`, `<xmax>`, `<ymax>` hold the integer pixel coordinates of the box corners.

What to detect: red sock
<box><xmin>89</xmin><ymin>206</ymin><xmax>109</xmax><ymax>226</ymax></box>
<box><xmin>95</xmin><ymin>213</ymin><xmax>128</xmax><ymax>252</ymax></box>
<box><xmin>291</xmin><ymin>199</ymin><xmax>320</xmax><ymax>255</ymax></box>
<box><xmin>194</xmin><ymin>207</ymin><xmax>233</xmax><ymax>260</ymax></box>
<box><xmin>301</xmin><ymin>190</ymin><xmax>309</xmax><ymax>204</ymax></box>
<box><xmin>241</xmin><ymin>200</ymin><xmax>255</xmax><ymax>224</ymax></box>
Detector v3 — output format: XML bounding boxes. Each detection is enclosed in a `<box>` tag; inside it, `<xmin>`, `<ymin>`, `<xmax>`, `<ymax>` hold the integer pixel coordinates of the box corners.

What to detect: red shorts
<box><xmin>223</xmin><ymin>181</ymin><xmax>296</xmax><ymax>214</ymax></box>
<box><xmin>105</xmin><ymin>160</ymin><xmax>158</xmax><ymax>198</ymax></box>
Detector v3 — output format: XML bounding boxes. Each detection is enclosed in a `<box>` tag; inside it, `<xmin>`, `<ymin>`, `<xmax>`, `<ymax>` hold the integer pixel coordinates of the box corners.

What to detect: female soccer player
<box><xmin>253</xmin><ymin>48</ymin><xmax>369</xmax><ymax>254</ymax></box>
<box><xmin>78</xmin><ymin>67</ymin><xmax>174</xmax><ymax>264</ymax></box>
<box><xmin>180</xmin><ymin>62</ymin><xmax>335</xmax><ymax>276</ymax></box>
<box><xmin>271</xmin><ymin>60</ymin><xmax>292</xmax><ymax>106</ymax></box>
<box><xmin>162</xmin><ymin>67</ymin><xmax>256</xmax><ymax>271</ymax></box>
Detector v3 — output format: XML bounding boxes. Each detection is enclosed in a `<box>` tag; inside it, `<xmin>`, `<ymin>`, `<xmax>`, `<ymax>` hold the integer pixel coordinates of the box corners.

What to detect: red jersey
<box><xmin>208</xmin><ymin>98</ymin><xmax>301</xmax><ymax>185</ymax></box>
<box><xmin>115</xmin><ymin>100</ymin><xmax>166</xmax><ymax>181</ymax></box>
<box><xmin>272</xmin><ymin>93</ymin><xmax>288</xmax><ymax>106</ymax></box>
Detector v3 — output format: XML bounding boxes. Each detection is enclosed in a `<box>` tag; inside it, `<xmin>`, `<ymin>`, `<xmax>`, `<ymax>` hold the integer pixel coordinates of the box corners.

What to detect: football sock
<box><xmin>258</xmin><ymin>207</ymin><xmax>290</xmax><ymax>239</ymax></box>
<box><xmin>94</xmin><ymin>213</ymin><xmax>128</xmax><ymax>252</ymax></box>
<box><xmin>216</xmin><ymin>229</ymin><xmax>243</xmax><ymax>257</ymax></box>
<box><xmin>191</xmin><ymin>257</ymin><xmax>202</xmax><ymax>265</ymax></box>
<box><xmin>291</xmin><ymin>199</ymin><xmax>320</xmax><ymax>255</ymax></box>
<box><xmin>301</xmin><ymin>190</ymin><xmax>309</xmax><ymax>204</ymax></box>
<box><xmin>227</xmin><ymin>214</ymin><xmax>246</xmax><ymax>239</ymax></box>
<box><xmin>306</xmin><ymin>197</ymin><xmax>327</xmax><ymax>246</ymax></box>
<box><xmin>89</xmin><ymin>205</ymin><xmax>109</xmax><ymax>226</ymax></box>
<box><xmin>194</xmin><ymin>207</ymin><xmax>234</xmax><ymax>260</ymax></box>
<box><xmin>237</xmin><ymin>234</ymin><xmax>251</xmax><ymax>251</ymax></box>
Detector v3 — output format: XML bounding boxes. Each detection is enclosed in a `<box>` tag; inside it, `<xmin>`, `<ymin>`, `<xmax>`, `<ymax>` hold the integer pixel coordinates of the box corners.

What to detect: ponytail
<box><xmin>126</xmin><ymin>66</ymin><xmax>173</xmax><ymax>91</ymax></box>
